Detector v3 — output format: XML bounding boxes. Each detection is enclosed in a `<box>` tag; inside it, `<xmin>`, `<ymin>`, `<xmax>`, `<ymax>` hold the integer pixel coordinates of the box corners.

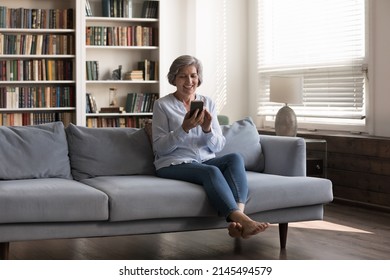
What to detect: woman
<box><xmin>152</xmin><ymin>55</ymin><xmax>268</xmax><ymax>238</ymax></box>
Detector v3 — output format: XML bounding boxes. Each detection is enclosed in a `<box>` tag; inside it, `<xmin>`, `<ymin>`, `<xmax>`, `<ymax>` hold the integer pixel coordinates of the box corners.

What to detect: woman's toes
<box><xmin>228</xmin><ymin>222</ymin><xmax>242</xmax><ymax>238</ymax></box>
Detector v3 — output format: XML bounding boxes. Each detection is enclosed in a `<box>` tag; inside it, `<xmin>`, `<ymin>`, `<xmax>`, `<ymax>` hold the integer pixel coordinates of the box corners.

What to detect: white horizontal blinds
<box><xmin>257</xmin><ymin>0</ymin><xmax>366</xmax><ymax>121</ymax></box>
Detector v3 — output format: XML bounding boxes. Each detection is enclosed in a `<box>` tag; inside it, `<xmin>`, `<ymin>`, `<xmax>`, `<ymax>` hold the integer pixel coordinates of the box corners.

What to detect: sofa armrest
<box><xmin>260</xmin><ymin>134</ymin><xmax>306</xmax><ymax>176</ymax></box>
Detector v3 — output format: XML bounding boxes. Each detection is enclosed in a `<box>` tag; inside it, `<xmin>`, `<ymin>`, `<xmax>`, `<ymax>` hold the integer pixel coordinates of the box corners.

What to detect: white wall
<box><xmin>371</xmin><ymin>0</ymin><xmax>390</xmax><ymax>137</ymax></box>
<box><xmin>159</xmin><ymin>0</ymin><xmax>189</xmax><ymax>97</ymax></box>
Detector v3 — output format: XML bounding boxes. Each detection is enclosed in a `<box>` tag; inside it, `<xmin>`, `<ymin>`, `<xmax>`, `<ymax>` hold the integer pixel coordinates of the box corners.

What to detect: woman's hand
<box><xmin>201</xmin><ymin>109</ymin><xmax>212</xmax><ymax>133</ymax></box>
<box><xmin>182</xmin><ymin>108</ymin><xmax>207</xmax><ymax>133</ymax></box>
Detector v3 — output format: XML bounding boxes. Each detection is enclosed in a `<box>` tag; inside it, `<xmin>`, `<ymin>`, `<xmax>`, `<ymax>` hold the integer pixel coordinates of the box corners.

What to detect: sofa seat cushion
<box><xmin>81</xmin><ymin>176</ymin><xmax>217</xmax><ymax>222</ymax></box>
<box><xmin>0</xmin><ymin>178</ymin><xmax>109</xmax><ymax>223</ymax></box>
<box><xmin>82</xmin><ymin>173</ymin><xmax>333</xmax><ymax>222</ymax></box>
<box><xmin>245</xmin><ymin>172</ymin><xmax>333</xmax><ymax>214</ymax></box>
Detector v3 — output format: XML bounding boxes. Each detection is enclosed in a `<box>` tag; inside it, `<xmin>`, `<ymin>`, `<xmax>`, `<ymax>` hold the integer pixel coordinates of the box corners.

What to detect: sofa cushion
<box><xmin>245</xmin><ymin>172</ymin><xmax>333</xmax><ymax>214</ymax></box>
<box><xmin>81</xmin><ymin>175</ymin><xmax>217</xmax><ymax>221</ymax></box>
<box><xmin>0</xmin><ymin>122</ymin><xmax>72</xmax><ymax>180</ymax></box>
<box><xmin>217</xmin><ymin>117</ymin><xmax>265</xmax><ymax>172</ymax></box>
<box><xmin>66</xmin><ymin>124</ymin><xmax>155</xmax><ymax>180</ymax></box>
<box><xmin>81</xmin><ymin>173</ymin><xmax>333</xmax><ymax>222</ymax></box>
<box><xmin>0</xmin><ymin>178</ymin><xmax>109</xmax><ymax>223</ymax></box>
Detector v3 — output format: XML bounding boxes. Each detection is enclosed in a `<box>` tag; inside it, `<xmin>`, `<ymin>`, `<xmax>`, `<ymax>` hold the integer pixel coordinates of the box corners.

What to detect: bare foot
<box><xmin>228</xmin><ymin>210</ymin><xmax>269</xmax><ymax>239</ymax></box>
<box><xmin>228</xmin><ymin>222</ymin><xmax>243</xmax><ymax>238</ymax></box>
<box><xmin>240</xmin><ymin>220</ymin><xmax>269</xmax><ymax>239</ymax></box>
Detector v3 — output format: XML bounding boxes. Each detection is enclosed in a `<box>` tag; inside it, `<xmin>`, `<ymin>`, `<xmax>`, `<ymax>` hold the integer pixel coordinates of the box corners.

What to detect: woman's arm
<box><xmin>203</xmin><ymin>98</ymin><xmax>226</xmax><ymax>153</ymax></box>
<box><xmin>152</xmin><ymin>99</ymin><xmax>188</xmax><ymax>156</ymax></box>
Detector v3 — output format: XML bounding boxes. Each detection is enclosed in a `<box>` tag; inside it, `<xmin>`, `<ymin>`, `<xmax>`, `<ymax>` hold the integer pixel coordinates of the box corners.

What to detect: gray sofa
<box><xmin>0</xmin><ymin>118</ymin><xmax>333</xmax><ymax>259</ymax></box>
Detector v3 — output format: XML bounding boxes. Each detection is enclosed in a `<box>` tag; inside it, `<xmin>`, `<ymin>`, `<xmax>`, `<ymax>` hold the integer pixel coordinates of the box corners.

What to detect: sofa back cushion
<box><xmin>0</xmin><ymin>122</ymin><xmax>72</xmax><ymax>180</ymax></box>
<box><xmin>217</xmin><ymin>117</ymin><xmax>265</xmax><ymax>172</ymax></box>
<box><xmin>66</xmin><ymin>124</ymin><xmax>155</xmax><ymax>180</ymax></box>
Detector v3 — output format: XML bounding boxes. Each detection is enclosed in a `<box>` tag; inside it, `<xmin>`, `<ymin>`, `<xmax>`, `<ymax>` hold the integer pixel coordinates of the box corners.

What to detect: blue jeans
<box><xmin>156</xmin><ymin>153</ymin><xmax>248</xmax><ymax>220</ymax></box>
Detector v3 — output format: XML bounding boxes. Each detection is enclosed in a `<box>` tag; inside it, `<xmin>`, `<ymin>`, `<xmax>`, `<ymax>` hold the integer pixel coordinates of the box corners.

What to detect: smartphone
<box><xmin>189</xmin><ymin>100</ymin><xmax>204</xmax><ymax>117</ymax></box>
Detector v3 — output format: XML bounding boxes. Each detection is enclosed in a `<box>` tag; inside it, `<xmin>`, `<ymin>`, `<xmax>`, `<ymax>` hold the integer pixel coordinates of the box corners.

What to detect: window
<box><xmin>257</xmin><ymin>0</ymin><xmax>367</xmax><ymax>131</ymax></box>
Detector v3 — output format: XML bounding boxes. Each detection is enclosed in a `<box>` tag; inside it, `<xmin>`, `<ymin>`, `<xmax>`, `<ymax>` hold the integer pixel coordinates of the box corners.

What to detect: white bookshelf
<box><xmin>80</xmin><ymin>0</ymin><xmax>160</xmax><ymax>127</ymax></box>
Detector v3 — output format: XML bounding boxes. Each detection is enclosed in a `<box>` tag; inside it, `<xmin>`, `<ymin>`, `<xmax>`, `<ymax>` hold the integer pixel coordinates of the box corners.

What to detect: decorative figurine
<box><xmin>112</xmin><ymin>65</ymin><xmax>122</xmax><ymax>80</ymax></box>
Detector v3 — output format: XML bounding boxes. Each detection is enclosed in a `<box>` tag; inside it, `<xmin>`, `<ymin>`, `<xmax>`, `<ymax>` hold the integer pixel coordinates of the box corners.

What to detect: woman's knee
<box><xmin>224</xmin><ymin>153</ymin><xmax>245</xmax><ymax>166</ymax></box>
<box><xmin>204</xmin><ymin>164</ymin><xmax>223</xmax><ymax>178</ymax></box>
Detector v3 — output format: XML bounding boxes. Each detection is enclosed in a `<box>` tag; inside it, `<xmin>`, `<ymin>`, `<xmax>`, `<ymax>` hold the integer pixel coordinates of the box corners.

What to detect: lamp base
<box><xmin>275</xmin><ymin>105</ymin><xmax>298</xmax><ymax>137</ymax></box>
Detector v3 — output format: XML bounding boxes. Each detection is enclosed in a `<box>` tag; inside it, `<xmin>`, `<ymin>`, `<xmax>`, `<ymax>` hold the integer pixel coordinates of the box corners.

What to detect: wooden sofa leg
<box><xmin>0</xmin><ymin>242</ymin><xmax>10</xmax><ymax>260</ymax></box>
<box><xmin>279</xmin><ymin>223</ymin><xmax>288</xmax><ymax>249</ymax></box>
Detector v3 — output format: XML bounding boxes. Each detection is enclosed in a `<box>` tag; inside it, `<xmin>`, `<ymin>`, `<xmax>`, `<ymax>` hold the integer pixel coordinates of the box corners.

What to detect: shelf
<box><xmin>85</xmin><ymin>17</ymin><xmax>158</xmax><ymax>23</ymax></box>
<box><xmin>0</xmin><ymin>28</ymin><xmax>75</xmax><ymax>33</ymax></box>
<box><xmin>0</xmin><ymin>81</ymin><xmax>75</xmax><ymax>85</ymax></box>
<box><xmin>86</xmin><ymin>112</ymin><xmax>152</xmax><ymax>117</ymax></box>
<box><xmin>86</xmin><ymin>80</ymin><xmax>158</xmax><ymax>84</ymax></box>
<box><xmin>0</xmin><ymin>55</ymin><xmax>75</xmax><ymax>59</ymax></box>
<box><xmin>0</xmin><ymin>107</ymin><xmax>76</xmax><ymax>112</ymax></box>
<box><xmin>85</xmin><ymin>45</ymin><xmax>158</xmax><ymax>50</ymax></box>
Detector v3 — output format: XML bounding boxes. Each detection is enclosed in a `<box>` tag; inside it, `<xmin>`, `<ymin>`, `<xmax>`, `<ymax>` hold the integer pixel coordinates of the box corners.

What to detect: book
<box><xmin>125</xmin><ymin>92</ymin><xmax>158</xmax><ymax>113</ymax></box>
<box><xmin>141</xmin><ymin>1</ymin><xmax>158</xmax><ymax>18</ymax></box>
<box><xmin>101</xmin><ymin>0</ymin><xmax>133</xmax><ymax>18</ymax></box>
<box><xmin>99</xmin><ymin>106</ymin><xmax>124</xmax><ymax>113</ymax></box>
<box><xmin>102</xmin><ymin>0</ymin><xmax>110</xmax><ymax>17</ymax></box>
<box><xmin>85</xmin><ymin>0</ymin><xmax>93</xmax><ymax>16</ymax></box>
<box><xmin>86</xmin><ymin>61</ymin><xmax>99</xmax><ymax>80</ymax></box>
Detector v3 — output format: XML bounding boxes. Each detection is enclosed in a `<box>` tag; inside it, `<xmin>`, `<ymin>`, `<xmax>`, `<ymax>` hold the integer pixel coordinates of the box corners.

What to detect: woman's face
<box><xmin>174</xmin><ymin>65</ymin><xmax>199</xmax><ymax>98</ymax></box>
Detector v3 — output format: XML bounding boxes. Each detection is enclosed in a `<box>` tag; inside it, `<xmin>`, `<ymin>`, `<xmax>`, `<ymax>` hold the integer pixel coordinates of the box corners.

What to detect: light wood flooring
<box><xmin>7</xmin><ymin>203</ymin><xmax>390</xmax><ymax>260</ymax></box>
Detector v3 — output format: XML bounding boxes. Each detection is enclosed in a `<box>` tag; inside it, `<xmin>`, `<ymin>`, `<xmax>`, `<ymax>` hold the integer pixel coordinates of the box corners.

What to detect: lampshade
<box><xmin>270</xmin><ymin>76</ymin><xmax>303</xmax><ymax>105</ymax></box>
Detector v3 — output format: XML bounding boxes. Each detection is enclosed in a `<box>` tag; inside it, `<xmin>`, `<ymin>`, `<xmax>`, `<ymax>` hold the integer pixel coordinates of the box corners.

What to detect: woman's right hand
<box><xmin>182</xmin><ymin>109</ymin><xmax>204</xmax><ymax>133</ymax></box>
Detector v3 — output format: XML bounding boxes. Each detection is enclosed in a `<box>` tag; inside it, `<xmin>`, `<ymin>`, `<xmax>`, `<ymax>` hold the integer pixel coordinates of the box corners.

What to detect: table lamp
<box><xmin>270</xmin><ymin>76</ymin><xmax>303</xmax><ymax>136</ymax></box>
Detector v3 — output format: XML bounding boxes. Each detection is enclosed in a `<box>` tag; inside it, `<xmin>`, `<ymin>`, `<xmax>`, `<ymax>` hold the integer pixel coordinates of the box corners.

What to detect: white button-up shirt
<box><xmin>152</xmin><ymin>93</ymin><xmax>226</xmax><ymax>170</ymax></box>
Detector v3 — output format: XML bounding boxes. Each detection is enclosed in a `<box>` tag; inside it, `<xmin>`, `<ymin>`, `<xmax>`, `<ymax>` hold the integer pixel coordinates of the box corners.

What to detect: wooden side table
<box><xmin>305</xmin><ymin>138</ymin><xmax>327</xmax><ymax>178</ymax></box>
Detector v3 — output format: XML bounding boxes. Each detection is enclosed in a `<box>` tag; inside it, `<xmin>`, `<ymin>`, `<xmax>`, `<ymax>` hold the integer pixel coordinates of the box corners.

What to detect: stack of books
<box><xmin>127</xmin><ymin>70</ymin><xmax>143</xmax><ymax>81</ymax></box>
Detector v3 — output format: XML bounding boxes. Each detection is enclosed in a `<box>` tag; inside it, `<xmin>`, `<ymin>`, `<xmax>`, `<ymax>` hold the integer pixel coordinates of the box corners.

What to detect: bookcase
<box><xmin>81</xmin><ymin>0</ymin><xmax>160</xmax><ymax>128</ymax></box>
<box><xmin>0</xmin><ymin>0</ymin><xmax>78</xmax><ymax>127</ymax></box>
<box><xmin>0</xmin><ymin>0</ymin><xmax>160</xmax><ymax>128</ymax></box>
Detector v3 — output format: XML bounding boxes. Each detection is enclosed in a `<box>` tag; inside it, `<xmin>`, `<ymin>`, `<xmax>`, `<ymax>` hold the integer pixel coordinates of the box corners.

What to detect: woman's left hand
<box><xmin>201</xmin><ymin>109</ymin><xmax>212</xmax><ymax>133</ymax></box>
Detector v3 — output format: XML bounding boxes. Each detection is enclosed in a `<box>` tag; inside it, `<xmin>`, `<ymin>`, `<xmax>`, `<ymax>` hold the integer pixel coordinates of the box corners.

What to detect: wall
<box><xmin>159</xmin><ymin>0</ymin><xmax>189</xmax><ymax>97</ymax></box>
<box><xmin>371</xmin><ymin>0</ymin><xmax>390</xmax><ymax>137</ymax></box>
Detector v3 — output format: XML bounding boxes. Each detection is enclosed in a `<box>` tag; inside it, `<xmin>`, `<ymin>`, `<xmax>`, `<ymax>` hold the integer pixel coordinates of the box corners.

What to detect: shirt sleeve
<box><xmin>152</xmin><ymin>98</ymin><xmax>187</xmax><ymax>156</ymax></box>
<box><xmin>204</xmin><ymin>97</ymin><xmax>226</xmax><ymax>153</ymax></box>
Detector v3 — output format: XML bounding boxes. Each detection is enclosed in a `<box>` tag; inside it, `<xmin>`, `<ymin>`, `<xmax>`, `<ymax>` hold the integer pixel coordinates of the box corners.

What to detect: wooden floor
<box><xmin>8</xmin><ymin>203</ymin><xmax>390</xmax><ymax>260</ymax></box>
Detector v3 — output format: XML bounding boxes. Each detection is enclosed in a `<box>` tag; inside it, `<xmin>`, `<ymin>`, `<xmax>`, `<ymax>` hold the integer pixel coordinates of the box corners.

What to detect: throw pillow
<box><xmin>0</xmin><ymin>122</ymin><xmax>72</xmax><ymax>180</ymax></box>
<box><xmin>66</xmin><ymin>124</ymin><xmax>156</xmax><ymax>180</ymax></box>
<box><xmin>217</xmin><ymin>117</ymin><xmax>265</xmax><ymax>172</ymax></box>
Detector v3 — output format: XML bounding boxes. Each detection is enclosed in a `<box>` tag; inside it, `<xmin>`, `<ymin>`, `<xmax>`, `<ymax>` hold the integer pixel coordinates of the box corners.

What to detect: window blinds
<box><xmin>257</xmin><ymin>0</ymin><xmax>367</xmax><ymax>122</ymax></box>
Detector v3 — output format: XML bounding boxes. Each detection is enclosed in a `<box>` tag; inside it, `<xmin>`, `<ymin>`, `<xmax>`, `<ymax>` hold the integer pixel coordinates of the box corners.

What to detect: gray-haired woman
<box><xmin>152</xmin><ymin>55</ymin><xmax>269</xmax><ymax>238</ymax></box>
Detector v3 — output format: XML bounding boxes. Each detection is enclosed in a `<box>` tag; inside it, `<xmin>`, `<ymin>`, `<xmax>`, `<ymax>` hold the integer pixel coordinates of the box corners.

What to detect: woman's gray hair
<box><xmin>167</xmin><ymin>55</ymin><xmax>203</xmax><ymax>86</ymax></box>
